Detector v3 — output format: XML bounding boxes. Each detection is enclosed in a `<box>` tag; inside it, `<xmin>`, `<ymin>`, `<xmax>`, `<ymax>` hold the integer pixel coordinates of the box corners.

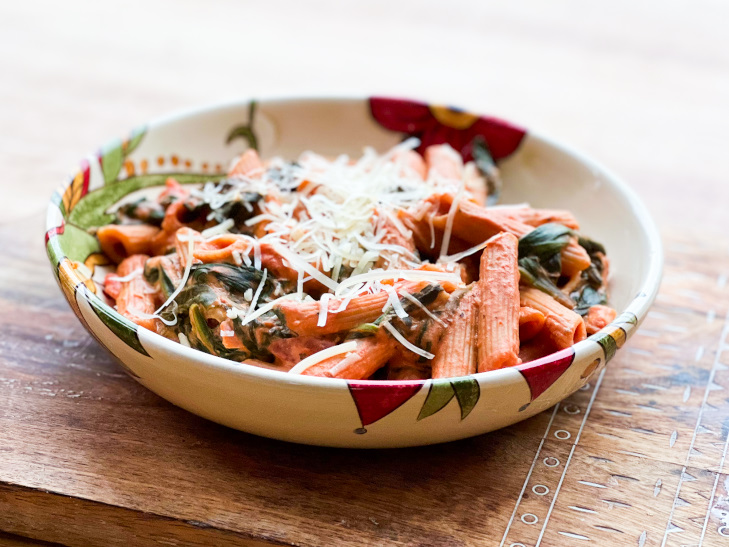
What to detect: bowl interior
<box><xmin>46</xmin><ymin>97</ymin><xmax>662</xmax><ymax>381</ymax></box>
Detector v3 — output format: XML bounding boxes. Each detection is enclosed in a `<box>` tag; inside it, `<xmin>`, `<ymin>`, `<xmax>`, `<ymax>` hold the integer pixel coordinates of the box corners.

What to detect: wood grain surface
<box><xmin>1</xmin><ymin>0</ymin><xmax>728</xmax><ymax>545</ymax></box>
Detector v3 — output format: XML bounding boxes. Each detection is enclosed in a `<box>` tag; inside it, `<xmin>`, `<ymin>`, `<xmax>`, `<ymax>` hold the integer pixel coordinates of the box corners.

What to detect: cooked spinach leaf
<box><xmin>207</xmin><ymin>191</ymin><xmax>262</xmax><ymax>226</ymax></box>
<box><xmin>191</xmin><ymin>263</ymin><xmax>267</xmax><ymax>295</ymax></box>
<box><xmin>576</xmin><ymin>235</ymin><xmax>607</xmax><ymax>289</ymax></box>
<box><xmin>189</xmin><ymin>303</ymin><xmax>217</xmax><ymax>354</ymax></box>
<box><xmin>519</xmin><ymin>223</ymin><xmax>573</xmax><ymax>260</ymax></box>
<box><xmin>144</xmin><ymin>262</ymin><xmax>175</xmax><ymax>299</ymax></box>
<box><xmin>572</xmin><ymin>285</ymin><xmax>607</xmax><ymax>316</ymax></box>
<box><xmin>578</xmin><ymin>235</ymin><xmax>606</xmax><ymax>257</ymax></box>
<box><xmin>174</xmin><ymin>284</ymin><xmax>218</xmax><ymax>314</ymax></box>
<box><xmin>472</xmin><ymin>136</ymin><xmax>502</xmax><ymax>206</ymax></box>
<box><xmin>518</xmin><ymin>257</ymin><xmax>574</xmax><ymax>308</ymax></box>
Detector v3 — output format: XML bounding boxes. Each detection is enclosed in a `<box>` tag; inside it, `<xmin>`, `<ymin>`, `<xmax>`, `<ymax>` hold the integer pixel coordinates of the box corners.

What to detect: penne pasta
<box><xmin>96</xmin><ymin>141</ymin><xmax>613</xmax><ymax>380</ymax></box>
<box><xmin>520</xmin><ymin>287</ymin><xmax>587</xmax><ymax>350</ymax></box>
<box><xmin>228</xmin><ymin>149</ymin><xmax>264</xmax><ymax>178</ymax></box>
<box><xmin>584</xmin><ymin>305</ymin><xmax>618</xmax><ymax>335</ymax></box>
<box><xmin>114</xmin><ymin>254</ymin><xmax>161</xmax><ymax>332</ymax></box>
<box><xmin>477</xmin><ymin>233</ymin><xmax>521</xmax><ymax>372</ymax></box>
<box><xmin>519</xmin><ymin>306</ymin><xmax>546</xmax><ymax>342</ymax></box>
<box><xmin>518</xmin><ymin>335</ymin><xmax>555</xmax><ymax>363</ymax></box>
<box><xmin>97</xmin><ymin>224</ymin><xmax>161</xmax><ymax>264</ymax></box>
<box><xmin>425</xmin><ymin>144</ymin><xmax>463</xmax><ymax>182</ymax></box>
<box><xmin>157</xmin><ymin>177</ymin><xmax>190</xmax><ymax>204</ymax></box>
<box><xmin>490</xmin><ymin>207</ymin><xmax>580</xmax><ymax>230</ymax></box>
<box><xmin>560</xmin><ymin>237</ymin><xmax>592</xmax><ymax>276</ymax></box>
<box><xmin>431</xmin><ymin>287</ymin><xmax>480</xmax><ymax>378</ymax></box>
<box><xmin>277</xmin><ymin>281</ymin><xmax>428</xmax><ymax>336</ymax></box>
<box><xmin>393</xmin><ymin>149</ymin><xmax>427</xmax><ymax>179</ymax></box>
<box><xmin>430</xmin><ymin>194</ymin><xmax>590</xmax><ymax>275</ymax></box>
<box><xmin>301</xmin><ymin>333</ymin><xmax>396</xmax><ymax>379</ymax></box>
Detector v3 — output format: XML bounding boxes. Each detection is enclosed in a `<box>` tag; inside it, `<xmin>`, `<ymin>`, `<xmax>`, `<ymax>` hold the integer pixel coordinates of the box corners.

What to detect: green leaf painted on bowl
<box><xmin>226</xmin><ymin>101</ymin><xmax>259</xmax><ymax>150</ymax></box>
<box><xmin>451</xmin><ymin>377</ymin><xmax>480</xmax><ymax>420</ymax></box>
<box><xmin>417</xmin><ymin>377</ymin><xmax>481</xmax><ymax>421</ymax></box>
<box><xmin>125</xmin><ymin>126</ymin><xmax>146</xmax><ymax>156</ymax></box>
<box><xmin>68</xmin><ymin>173</ymin><xmax>224</xmax><ymax>230</ymax></box>
<box><xmin>615</xmin><ymin>311</ymin><xmax>638</xmax><ymax>327</ymax></box>
<box><xmin>417</xmin><ymin>381</ymin><xmax>455</xmax><ymax>421</ymax></box>
<box><xmin>593</xmin><ymin>329</ymin><xmax>622</xmax><ymax>363</ymax></box>
<box><xmin>86</xmin><ymin>291</ymin><xmax>150</xmax><ymax>357</ymax></box>
<box><xmin>101</xmin><ymin>140</ymin><xmax>124</xmax><ymax>184</ymax></box>
<box><xmin>56</xmin><ymin>224</ymin><xmax>101</xmax><ymax>264</ymax></box>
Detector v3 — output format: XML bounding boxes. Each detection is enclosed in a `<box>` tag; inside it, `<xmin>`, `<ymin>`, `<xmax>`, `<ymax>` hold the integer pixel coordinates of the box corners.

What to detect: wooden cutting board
<box><xmin>1</xmin><ymin>216</ymin><xmax>728</xmax><ymax>547</ymax></box>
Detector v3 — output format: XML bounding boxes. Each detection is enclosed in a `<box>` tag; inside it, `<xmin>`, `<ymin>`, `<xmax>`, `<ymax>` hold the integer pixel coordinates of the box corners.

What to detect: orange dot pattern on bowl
<box><xmin>118</xmin><ymin>157</ymin><xmax>208</xmax><ymax>178</ymax></box>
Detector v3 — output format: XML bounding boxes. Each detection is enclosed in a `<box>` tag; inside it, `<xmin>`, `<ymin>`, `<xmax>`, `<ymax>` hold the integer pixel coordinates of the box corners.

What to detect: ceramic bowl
<box><xmin>45</xmin><ymin>97</ymin><xmax>662</xmax><ymax>448</ymax></box>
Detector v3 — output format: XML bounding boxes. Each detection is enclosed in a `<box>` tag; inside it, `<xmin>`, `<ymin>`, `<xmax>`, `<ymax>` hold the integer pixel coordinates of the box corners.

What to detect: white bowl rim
<box><xmin>47</xmin><ymin>96</ymin><xmax>664</xmax><ymax>391</ymax></box>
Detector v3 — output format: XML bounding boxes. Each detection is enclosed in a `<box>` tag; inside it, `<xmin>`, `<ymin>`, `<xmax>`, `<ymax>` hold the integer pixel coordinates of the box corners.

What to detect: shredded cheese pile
<box><xmin>146</xmin><ymin>140</ymin><xmax>484</xmax><ymax>358</ymax></box>
<box><xmin>191</xmin><ymin>139</ymin><xmax>468</xmax><ymax>303</ymax></box>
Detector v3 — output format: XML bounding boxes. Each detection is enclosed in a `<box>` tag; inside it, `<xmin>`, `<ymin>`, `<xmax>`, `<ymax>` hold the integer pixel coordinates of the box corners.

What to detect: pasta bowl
<box><xmin>45</xmin><ymin>97</ymin><xmax>662</xmax><ymax>448</ymax></box>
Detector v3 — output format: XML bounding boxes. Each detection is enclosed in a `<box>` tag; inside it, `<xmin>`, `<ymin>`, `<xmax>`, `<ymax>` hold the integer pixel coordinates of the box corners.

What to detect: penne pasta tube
<box><xmin>277</xmin><ymin>281</ymin><xmax>428</xmax><ymax>336</ymax></box>
<box><xmin>518</xmin><ymin>334</ymin><xmax>555</xmax><ymax>363</ymax></box>
<box><xmin>174</xmin><ymin>227</ymin><xmax>202</xmax><ymax>270</ymax></box>
<box><xmin>425</xmin><ymin>144</ymin><xmax>463</xmax><ymax>181</ymax></box>
<box><xmin>387</xmin><ymin>361</ymin><xmax>431</xmax><ymax>380</ymax></box>
<box><xmin>490</xmin><ymin>208</ymin><xmax>580</xmax><ymax>230</ymax></box>
<box><xmin>193</xmin><ymin>234</ymin><xmax>248</xmax><ymax>264</ymax></box>
<box><xmin>431</xmin><ymin>287</ymin><xmax>480</xmax><ymax>378</ymax></box>
<box><xmin>519</xmin><ymin>306</ymin><xmax>546</xmax><ymax>342</ymax></box>
<box><xmin>397</xmin><ymin>208</ymin><xmax>473</xmax><ymax>261</ymax></box>
<box><xmin>430</xmin><ymin>194</ymin><xmax>590</xmax><ymax>276</ymax></box>
<box><xmin>114</xmin><ymin>254</ymin><xmax>160</xmax><ymax>332</ymax></box>
<box><xmin>560</xmin><ymin>270</ymin><xmax>584</xmax><ymax>295</ymax></box>
<box><xmin>97</xmin><ymin>224</ymin><xmax>161</xmax><ymax>264</ymax></box>
<box><xmin>393</xmin><ymin>149</ymin><xmax>427</xmax><ymax>179</ymax></box>
<box><xmin>157</xmin><ymin>177</ymin><xmax>190</xmax><ymax>204</ymax></box>
<box><xmin>150</xmin><ymin>199</ymin><xmax>196</xmax><ymax>255</ymax></box>
<box><xmin>520</xmin><ymin>287</ymin><xmax>586</xmax><ymax>349</ymax></box>
<box><xmin>268</xmin><ymin>336</ymin><xmax>336</xmax><ymax>369</ymax></box>
<box><xmin>477</xmin><ymin>233</ymin><xmax>521</xmax><ymax>372</ymax></box>
<box><xmin>302</xmin><ymin>333</ymin><xmax>396</xmax><ymax>379</ymax></box>
<box><xmin>374</xmin><ymin>209</ymin><xmax>417</xmax><ymax>269</ymax></box>
<box><xmin>584</xmin><ymin>305</ymin><xmax>618</xmax><ymax>335</ymax></box>
<box><xmin>463</xmin><ymin>161</ymin><xmax>488</xmax><ymax>206</ymax></box>
<box><xmin>228</xmin><ymin>149</ymin><xmax>264</xmax><ymax>178</ymax></box>
<box><xmin>560</xmin><ymin>237</ymin><xmax>592</xmax><ymax>276</ymax></box>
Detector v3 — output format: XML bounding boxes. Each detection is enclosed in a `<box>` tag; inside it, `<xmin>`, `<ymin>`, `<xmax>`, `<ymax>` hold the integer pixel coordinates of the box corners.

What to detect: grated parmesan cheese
<box><xmin>382</xmin><ymin>321</ymin><xmax>434</xmax><ymax>360</ymax></box>
<box><xmin>153</xmin><ymin>236</ymin><xmax>196</xmax><ymax>319</ymax></box>
<box><xmin>288</xmin><ymin>341</ymin><xmax>359</xmax><ymax>375</ymax></box>
<box><xmin>107</xmin><ymin>267</ymin><xmax>143</xmax><ymax>283</ymax></box>
<box><xmin>399</xmin><ymin>290</ymin><xmax>446</xmax><ymax>327</ymax></box>
<box><xmin>201</xmin><ymin>218</ymin><xmax>234</xmax><ymax>238</ymax></box>
<box><xmin>317</xmin><ymin>293</ymin><xmax>332</xmax><ymax>327</ymax></box>
<box><xmin>439</xmin><ymin>177</ymin><xmax>467</xmax><ymax>259</ymax></box>
<box><xmin>244</xmin><ymin>268</ymin><xmax>268</xmax><ymax>322</ymax></box>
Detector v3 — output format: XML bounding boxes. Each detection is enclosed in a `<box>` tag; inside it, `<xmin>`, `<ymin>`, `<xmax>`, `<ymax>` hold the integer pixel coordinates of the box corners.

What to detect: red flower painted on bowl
<box><xmin>369</xmin><ymin>97</ymin><xmax>526</xmax><ymax>162</ymax></box>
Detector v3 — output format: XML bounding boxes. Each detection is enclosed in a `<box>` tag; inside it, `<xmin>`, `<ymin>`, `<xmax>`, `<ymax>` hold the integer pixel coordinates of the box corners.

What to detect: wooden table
<box><xmin>2</xmin><ymin>1</ymin><xmax>728</xmax><ymax>545</ymax></box>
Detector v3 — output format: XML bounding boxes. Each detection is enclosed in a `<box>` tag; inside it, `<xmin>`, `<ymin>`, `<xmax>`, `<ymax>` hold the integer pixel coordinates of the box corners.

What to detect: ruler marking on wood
<box><xmin>698</xmin><ymin>473</ymin><xmax>721</xmax><ymax>547</ymax></box>
<box><xmin>534</xmin><ymin>368</ymin><xmax>607</xmax><ymax>547</ymax></box>
<box><xmin>661</xmin><ymin>308</ymin><xmax>729</xmax><ymax>547</ymax></box>
<box><xmin>498</xmin><ymin>404</ymin><xmax>560</xmax><ymax>547</ymax></box>
<box><xmin>698</xmin><ymin>361</ymin><xmax>729</xmax><ymax>545</ymax></box>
